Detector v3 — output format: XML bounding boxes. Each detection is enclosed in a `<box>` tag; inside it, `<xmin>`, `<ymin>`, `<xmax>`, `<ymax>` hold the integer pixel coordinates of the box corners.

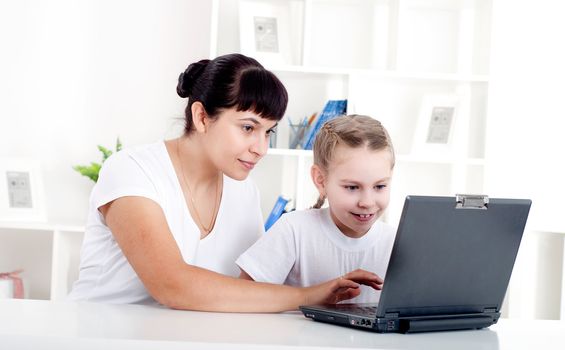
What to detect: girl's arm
<box><xmin>101</xmin><ymin>196</ymin><xmax>378</xmax><ymax>312</ymax></box>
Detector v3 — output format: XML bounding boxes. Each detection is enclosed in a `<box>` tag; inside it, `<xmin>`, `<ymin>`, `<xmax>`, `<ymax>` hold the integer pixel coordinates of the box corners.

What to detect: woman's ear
<box><xmin>310</xmin><ymin>164</ymin><xmax>327</xmax><ymax>197</ymax></box>
<box><xmin>191</xmin><ymin>102</ymin><xmax>209</xmax><ymax>133</ymax></box>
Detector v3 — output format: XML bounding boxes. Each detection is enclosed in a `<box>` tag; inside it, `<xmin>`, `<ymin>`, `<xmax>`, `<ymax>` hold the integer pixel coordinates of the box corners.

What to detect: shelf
<box><xmin>215</xmin><ymin>0</ymin><xmax>492</xmax><ymax>75</ymax></box>
<box><xmin>0</xmin><ymin>222</ymin><xmax>84</xmax><ymax>232</ymax></box>
<box><xmin>267</xmin><ymin>65</ymin><xmax>349</xmax><ymax>76</ymax></box>
<box><xmin>0</xmin><ymin>222</ymin><xmax>85</xmax><ymax>301</ymax></box>
<box><xmin>268</xmin><ymin>65</ymin><xmax>489</xmax><ymax>83</ymax></box>
<box><xmin>267</xmin><ymin>149</ymin><xmax>485</xmax><ymax>166</ymax></box>
<box><xmin>396</xmin><ymin>155</ymin><xmax>485</xmax><ymax>166</ymax></box>
<box><xmin>267</xmin><ymin>148</ymin><xmax>313</xmax><ymax>157</ymax></box>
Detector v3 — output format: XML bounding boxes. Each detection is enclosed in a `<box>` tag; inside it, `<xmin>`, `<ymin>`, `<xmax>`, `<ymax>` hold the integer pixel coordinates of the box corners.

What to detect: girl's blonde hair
<box><xmin>312</xmin><ymin>114</ymin><xmax>395</xmax><ymax>209</ymax></box>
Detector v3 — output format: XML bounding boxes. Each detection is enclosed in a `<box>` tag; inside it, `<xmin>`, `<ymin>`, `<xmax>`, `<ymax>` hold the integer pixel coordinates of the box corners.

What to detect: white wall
<box><xmin>487</xmin><ymin>0</ymin><xmax>565</xmax><ymax>319</ymax></box>
<box><xmin>0</xmin><ymin>0</ymin><xmax>212</xmax><ymax>224</ymax></box>
<box><xmin>486</xmin><ymin>0</ymin><xmax>565</xmax><ymax>233</ymax></box>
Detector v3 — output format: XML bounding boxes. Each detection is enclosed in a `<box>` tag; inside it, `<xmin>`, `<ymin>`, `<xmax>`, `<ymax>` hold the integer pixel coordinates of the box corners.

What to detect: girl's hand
<box><xmin>302</xmin><ymin>269</ymin><xmax>383</xmax><ymax>305</ymax></box>
<box><xmin>342</xmin><ymin>269</ymin><xmax>384</xmax><ymax>291</ymax></box>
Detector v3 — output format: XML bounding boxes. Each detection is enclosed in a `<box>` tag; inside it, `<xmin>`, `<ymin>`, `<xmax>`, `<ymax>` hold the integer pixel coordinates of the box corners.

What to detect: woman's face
<box><xmin>205</xmin><ymin>108</ymin><xmax>278</xmax><ymax>181</ymax></box>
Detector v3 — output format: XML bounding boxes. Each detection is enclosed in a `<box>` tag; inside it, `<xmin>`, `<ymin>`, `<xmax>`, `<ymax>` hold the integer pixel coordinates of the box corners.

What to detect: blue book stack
<box><xmin>264</xmin><ymin>195</ymin><xmax>290</xmax><ymax>231</ymax></box>
<box><xmin>302</xmin><ymin>99</ymin><xmax>347</xmax><ymax>150</ymax></box>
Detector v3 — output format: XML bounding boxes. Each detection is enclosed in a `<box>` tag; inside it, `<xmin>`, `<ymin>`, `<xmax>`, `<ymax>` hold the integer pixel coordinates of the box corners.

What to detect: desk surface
<box><xmin>0</xmin><ymin>299</ymin><xmax>563</xmax><ymax>350</ymax></box>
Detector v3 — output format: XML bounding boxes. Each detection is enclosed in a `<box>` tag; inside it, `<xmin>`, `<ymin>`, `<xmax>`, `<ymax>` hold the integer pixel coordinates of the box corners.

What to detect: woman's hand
<box><xmin>302</xmin><ymin>269</ymin><xmax>383</xmax><ymax>305</ymax></box>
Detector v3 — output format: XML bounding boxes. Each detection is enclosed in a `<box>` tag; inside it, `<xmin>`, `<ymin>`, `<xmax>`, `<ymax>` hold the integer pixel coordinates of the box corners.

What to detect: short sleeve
<box><xmin>251</xmin><ymin>182</ymin><xmax>266</xmax><ymax>238</ymax></box>
<box><xmin>235</xmin><ymin>215</ymin><xmax>296</xmax><ymax>284</ymax></box>
<box><xmin>90</xmin><ymin>150</ymin><xmax>160</xmax><ymax>211</ymax></box>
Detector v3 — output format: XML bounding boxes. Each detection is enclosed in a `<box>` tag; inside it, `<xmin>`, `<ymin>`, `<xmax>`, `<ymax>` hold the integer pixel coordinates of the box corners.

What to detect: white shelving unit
<box><xmin>0</xmin><ymin>0</ymin><xmax>493</xmax><ymax>301</ymax></box>
<box><xmin>212</xmin><ymin>2</ymin><xmax>565</xmax><ymax>320</ymax></box>
<box><xmin>0</xmin><ymin>222</ymin><xmax>84</xmax><ymax>301</ymax></box>
<box><xmin>212</xmin><ymin>0</ymin><xmax>492</xmax><ymax>222</ymax></box>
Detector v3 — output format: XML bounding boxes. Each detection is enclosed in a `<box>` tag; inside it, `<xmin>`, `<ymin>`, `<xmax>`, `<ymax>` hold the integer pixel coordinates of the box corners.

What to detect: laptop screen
<box><xmin>376</xmin><ymin>195</ymin><xmax>531</xmax><ymax>318</ymax></box>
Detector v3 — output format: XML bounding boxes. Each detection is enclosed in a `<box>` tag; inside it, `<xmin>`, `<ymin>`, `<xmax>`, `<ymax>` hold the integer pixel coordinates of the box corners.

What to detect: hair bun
<box><xmin>176</xmin><ymin>59</ymin><xmax>210</xmax><ymax>98</ymax></box>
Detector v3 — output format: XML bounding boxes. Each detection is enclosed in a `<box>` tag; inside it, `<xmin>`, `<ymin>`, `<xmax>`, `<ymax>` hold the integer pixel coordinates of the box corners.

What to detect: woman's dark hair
<box><xmin>176</xmin><ymin>53</ymin><xmax>288</xmax><ymax>134</ymax></box>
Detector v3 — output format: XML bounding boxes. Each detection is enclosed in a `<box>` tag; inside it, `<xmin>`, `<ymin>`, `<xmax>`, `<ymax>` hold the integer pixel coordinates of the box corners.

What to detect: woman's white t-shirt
<box><xmin>236</xmin><ymin>208</ymin><xmax>396</xmax><ymax>303</ymax></box>
<box><xmin>68</xmin><ymin>142</ymin><xmax>264</xmax><ymax>304</ymax></box>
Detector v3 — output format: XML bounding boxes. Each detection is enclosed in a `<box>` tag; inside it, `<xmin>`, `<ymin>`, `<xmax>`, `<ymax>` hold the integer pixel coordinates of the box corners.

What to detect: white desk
<box><xmin>0</xmin><ymin>299</ymin><xmax>563</xmax><ymax>350</ymax></box>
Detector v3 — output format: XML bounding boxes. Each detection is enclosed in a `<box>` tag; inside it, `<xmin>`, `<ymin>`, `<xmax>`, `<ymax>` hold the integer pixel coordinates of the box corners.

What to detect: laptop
<box><xmin>300</xmin><ymin>195</ymin><xmax>531</xmax><ymax>333</ymax></box>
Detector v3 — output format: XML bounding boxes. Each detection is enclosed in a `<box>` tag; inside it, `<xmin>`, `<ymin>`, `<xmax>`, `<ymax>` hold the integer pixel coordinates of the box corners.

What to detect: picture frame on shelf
<box><xmin>411</xmin><ymin>95</ymin><xmax>459</xmax><ymax>157</ymax></box>
<box><xmin>238</xmin><ymin>0</ymin><xmax>295</xmax><ymax>66</ymax></box>
<box><xmin>0</xmin><ymin>158</ymin><xmax>46</xmax><ymax>222</ymax></box>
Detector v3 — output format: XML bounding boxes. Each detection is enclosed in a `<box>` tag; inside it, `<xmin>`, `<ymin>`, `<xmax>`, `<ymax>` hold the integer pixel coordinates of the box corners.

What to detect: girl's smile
<box><xmin>350</xmin><ymin>212</ymin><xmax>376</xmax><ymax>222</ymax></box>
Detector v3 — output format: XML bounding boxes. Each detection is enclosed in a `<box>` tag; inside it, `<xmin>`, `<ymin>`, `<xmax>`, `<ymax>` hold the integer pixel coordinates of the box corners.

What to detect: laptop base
<box><xmin>300</xmin><ymin>305</ymin><xmax>498</xmax><ymax>333</ymax></box>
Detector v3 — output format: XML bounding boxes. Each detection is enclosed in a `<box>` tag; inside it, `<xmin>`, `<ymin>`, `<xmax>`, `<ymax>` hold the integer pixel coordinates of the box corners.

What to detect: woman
<box><xmin>68</xmin><ymin>53</ymin><xmax>381</xmax><ymax>311</ymax></box>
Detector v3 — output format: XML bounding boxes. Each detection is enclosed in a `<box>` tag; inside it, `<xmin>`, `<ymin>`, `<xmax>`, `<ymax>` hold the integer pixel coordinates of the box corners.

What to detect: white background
<box><xmin>0</xmin><ymin>0</ymin><xmax>564</xmax><ymax>318</ymax></box>
<box><xmin>0</xmin><ymin>0</ymin><xmax>211</xmax><ymax>224</ymax></box>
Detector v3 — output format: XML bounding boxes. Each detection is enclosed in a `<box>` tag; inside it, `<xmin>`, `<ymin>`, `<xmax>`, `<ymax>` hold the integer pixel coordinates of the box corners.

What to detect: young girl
<box><xmin>237</xmin><ymin>115</ymin><xmax>396</xmax><ymax>303</ymax></box>
<box><xmin>68</xmin><ymin>54</ymin><xmax>381</xmax><ymax>311</ymax></box>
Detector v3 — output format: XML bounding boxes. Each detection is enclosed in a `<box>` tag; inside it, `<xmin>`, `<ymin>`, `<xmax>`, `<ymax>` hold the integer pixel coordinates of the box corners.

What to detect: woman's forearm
<box><xmin>103</xmin><ymin>198</ymin><xmax>373</xmax><ymax>311</ymax></box>
<box><xmin>157</xmin><ymin>264</ymin><xmax>305</xmax><ymax>312</ymax></box>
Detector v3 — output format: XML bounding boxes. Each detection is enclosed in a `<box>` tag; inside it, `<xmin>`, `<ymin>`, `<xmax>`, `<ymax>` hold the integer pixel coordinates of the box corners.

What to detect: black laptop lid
<box><xmin>376</xmin><ymin>195</ymin><xmax>531</xmax><ymax>318</ymax></box>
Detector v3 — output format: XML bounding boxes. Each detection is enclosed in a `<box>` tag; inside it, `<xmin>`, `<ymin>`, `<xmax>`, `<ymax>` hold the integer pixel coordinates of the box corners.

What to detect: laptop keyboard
<box><xmin>334</xmin><ymin>305</ymin><xmax>378</xmax><ymax>317</ymax></box>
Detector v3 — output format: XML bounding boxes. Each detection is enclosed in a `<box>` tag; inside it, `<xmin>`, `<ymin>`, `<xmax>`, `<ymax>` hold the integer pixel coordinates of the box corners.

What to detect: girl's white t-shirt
<box><xmin>68</xmin><ymin>142</ymin><xmax>264</xmax><ymax>304</ymax></box>
<box><xmin>236</xmin><ymin>208</ymin><xmax>396</xmax><ymax>303</ymax></box>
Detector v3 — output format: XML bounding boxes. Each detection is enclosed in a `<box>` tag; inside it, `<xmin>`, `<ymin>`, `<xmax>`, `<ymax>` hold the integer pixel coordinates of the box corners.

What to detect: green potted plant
<box><xmin>73</xmin><ymin>138</ymin><xmax>122</xmax><ymax>183</ymax></box>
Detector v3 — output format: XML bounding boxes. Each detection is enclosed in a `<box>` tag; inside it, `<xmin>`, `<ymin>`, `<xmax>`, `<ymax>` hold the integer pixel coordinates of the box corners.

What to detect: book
<box><xmin>302</xmin><ymin>100</ymin><xmax>347</xmax><ymax>150</ymax></box>
<box><xmin>264</xmin><ymin>195</ymin><xmax>289</xmax><ymax>231</ymax></box>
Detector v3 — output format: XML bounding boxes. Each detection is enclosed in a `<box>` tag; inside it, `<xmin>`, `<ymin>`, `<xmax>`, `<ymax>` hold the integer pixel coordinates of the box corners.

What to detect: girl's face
<box><xmin>313</xmin><ymin>144</ymin><xmax>393</xmax><ymax>238</ymax></box>
<box><xmin>205</xmin><ymin>107</ymin><xmax>278</xmax><ymax>181</ymax></box>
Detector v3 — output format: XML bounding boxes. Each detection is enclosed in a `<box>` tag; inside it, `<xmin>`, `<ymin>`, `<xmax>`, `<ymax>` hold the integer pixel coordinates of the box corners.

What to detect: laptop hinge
<box><xmin>385</xmin><ymin>312</ymin><xmax>399</xmax><ymax>318</ymax></box>
<box><xmin>455</xmin><ymin>194</ymin><xmax>489</xmax><ymax>210</ymax></box>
